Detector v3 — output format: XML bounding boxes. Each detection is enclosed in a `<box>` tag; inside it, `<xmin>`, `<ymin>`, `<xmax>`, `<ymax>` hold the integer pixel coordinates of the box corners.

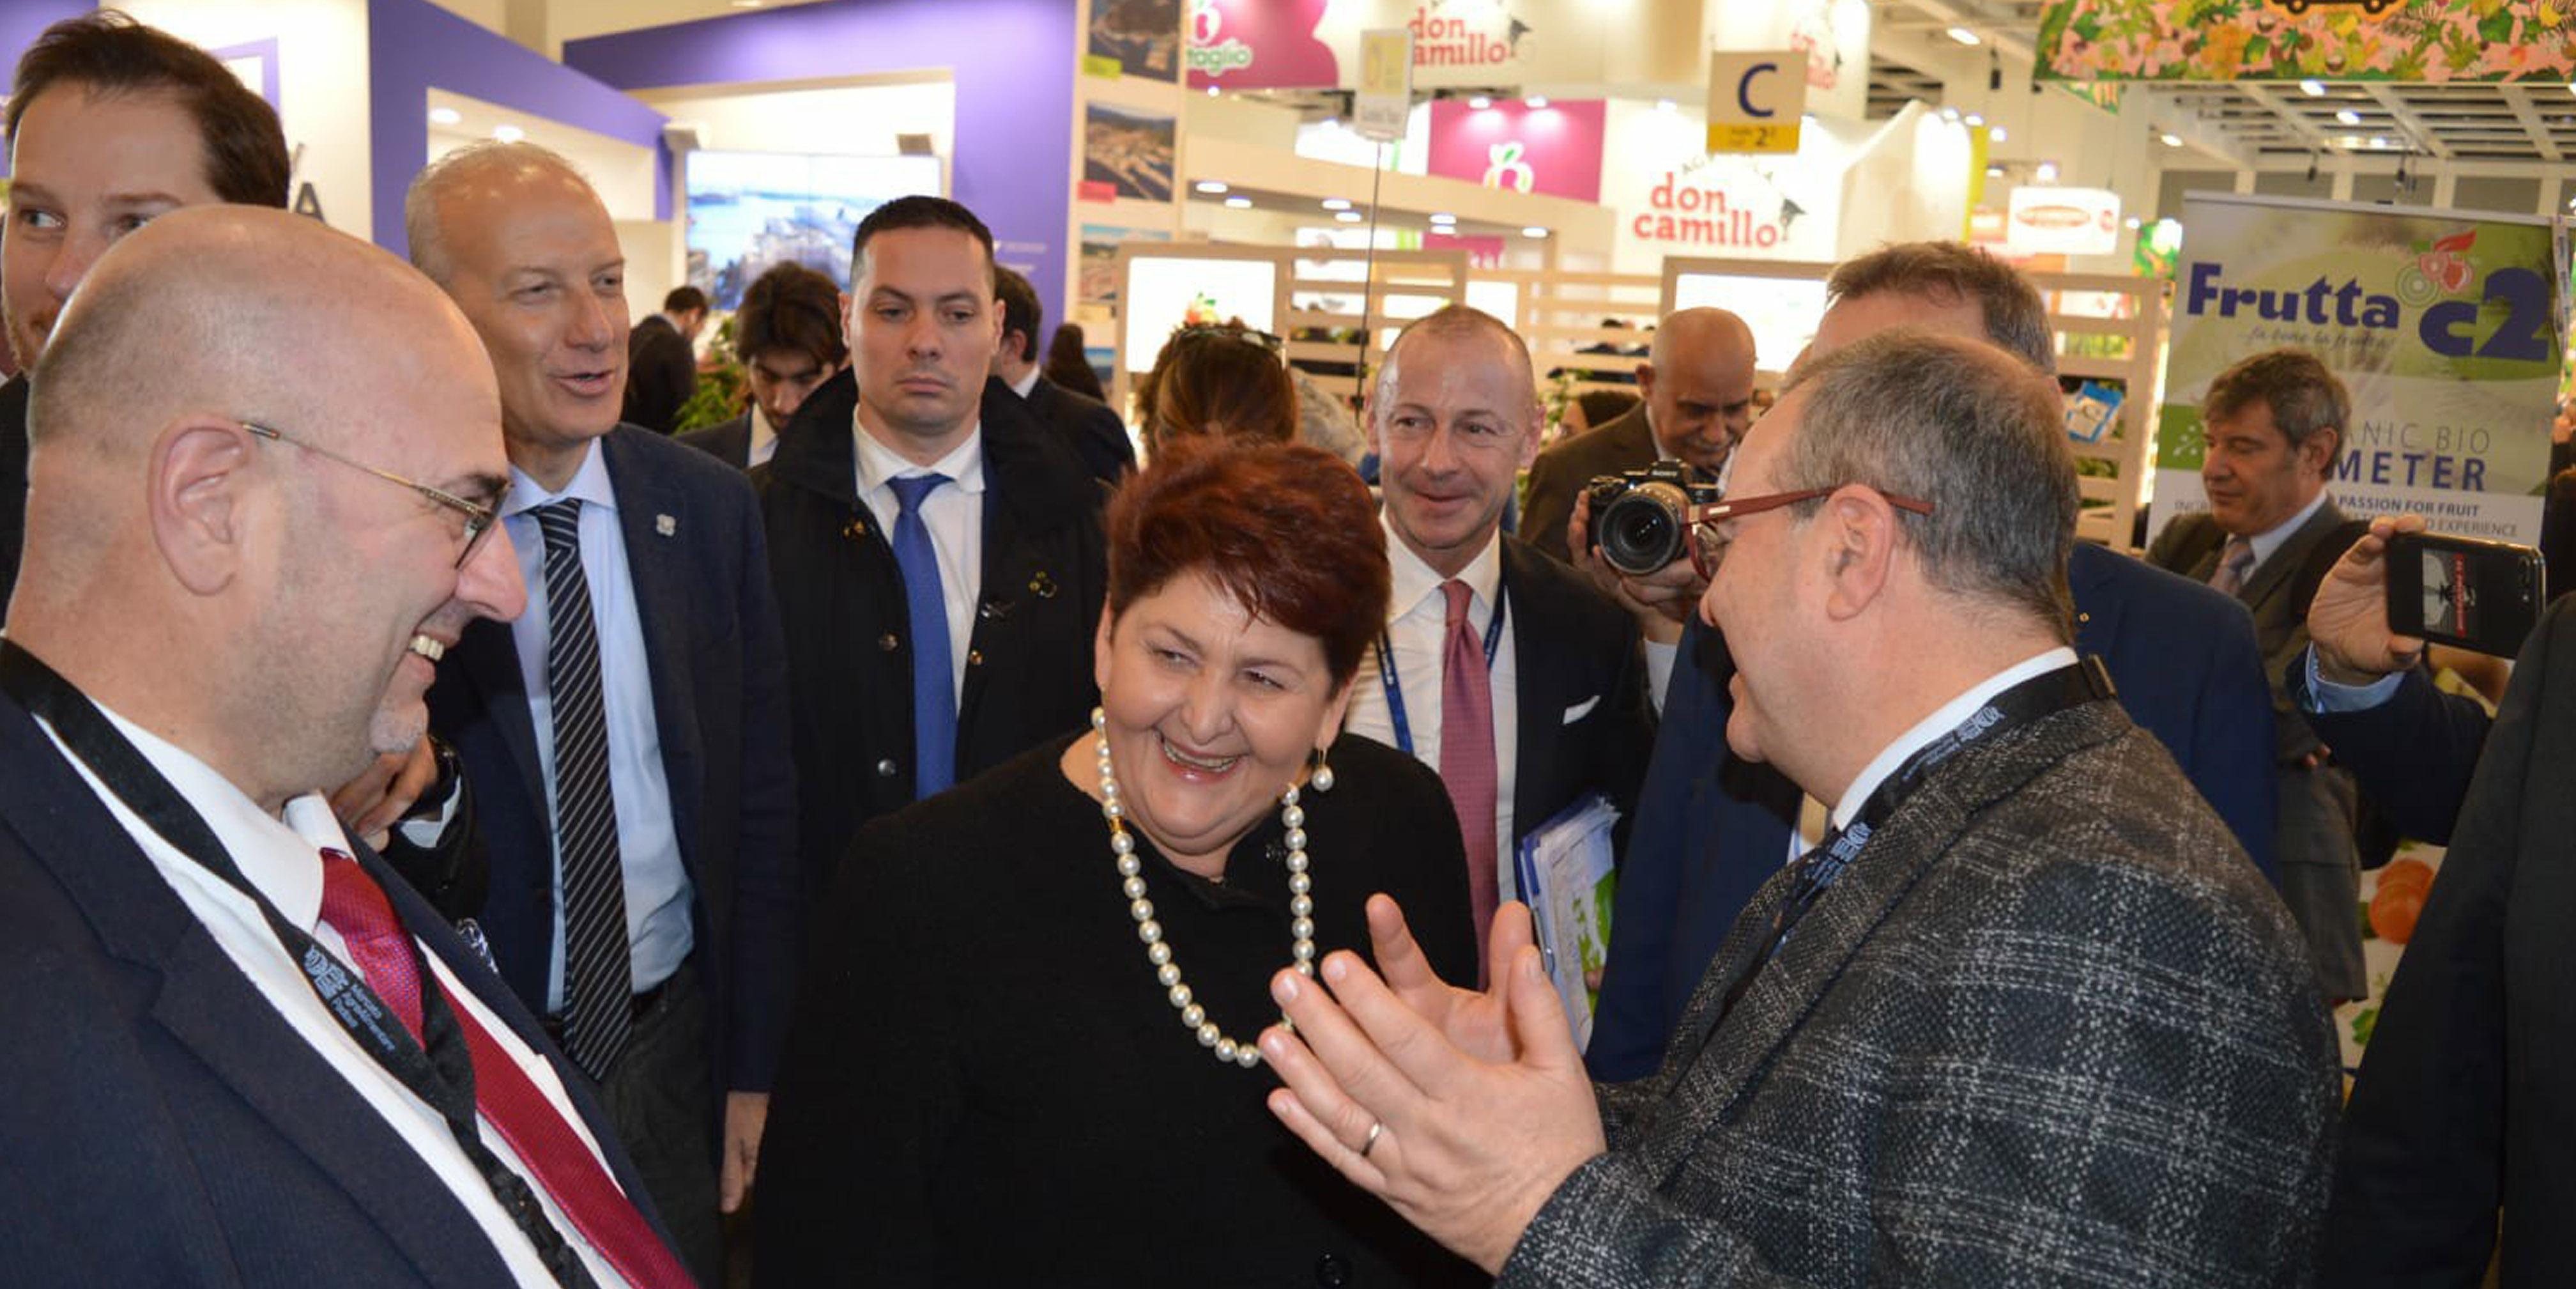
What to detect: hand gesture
<box><xmin>2307</xmin><ymin>513</ymin><xmax>2428</xmax><ymax>684</ymax></box>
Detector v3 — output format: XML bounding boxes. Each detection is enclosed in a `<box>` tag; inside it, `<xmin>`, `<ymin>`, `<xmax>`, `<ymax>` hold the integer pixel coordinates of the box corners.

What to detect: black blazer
<box><xmin>0</xmin><ymin>684</ymin><xmax>673</xmax><ymax>1284</ymax></box>
<box><xmin>622</xmin><ymin>314</ymin><xmax>696</xmax><ymax>434</ymax></box>
<box><xmin>1016</xmin><ymin>374</ymin><xmax>1133</xmax><ymax>490</ymax></box>
<box><xmin>0</xmin><ymin>373</ymin><xmax>25</xmax><ymax>612</ymax></box>
<box><xmin>677</xmin><ymin>412</ymin><xmax>752</xmax><ymax>470</ymax></box>
<box><xmin>429</xmin><ymin>425</ymin><xmax>801</xmax><ymax>1097</ymax></box>
<box><xmin>1519</xmin><ymin>403</ymin><xmax>1658</xmax><ymax>566</ymax></box>
<box><xmin>753</xmin><ymin>370</ymin><xmax>1108</xmax><ymax>894</ymax></box>
<box><xmin>1496</xmin><ymin>536</ymin><xmax>1654</xmax><ymax>849</ymax></box>
<box><xmin>2326</xmin><ymin>594</ymin><xmax>2576</xmax><ymax>1286</ymax></box>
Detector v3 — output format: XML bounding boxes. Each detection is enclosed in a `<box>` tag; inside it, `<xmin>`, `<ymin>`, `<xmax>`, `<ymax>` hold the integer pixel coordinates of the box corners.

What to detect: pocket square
<box><xmin>1561</xmin><ymin>695</ymin><xmax>1601</xmax><ymax>724</ymax></box>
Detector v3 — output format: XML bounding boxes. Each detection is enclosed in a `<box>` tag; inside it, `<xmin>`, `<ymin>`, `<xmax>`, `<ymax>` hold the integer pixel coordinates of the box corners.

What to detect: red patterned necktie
<box><xmin>1435</xmin><ymin>580</ymin><xmax>1501</xmax><ymax>980</ymax></box>
<box><xmin>316</xmin><ymin>848</ymin><xmax>694</xmax><ymax>1289</ymax></box>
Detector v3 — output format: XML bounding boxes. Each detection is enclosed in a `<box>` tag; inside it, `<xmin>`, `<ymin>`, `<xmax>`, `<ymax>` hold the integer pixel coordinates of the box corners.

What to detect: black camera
<box><xmin>1584</xmin><ymin>461</ymin><xmax>1719</xmax><ymax>575</ymax></box>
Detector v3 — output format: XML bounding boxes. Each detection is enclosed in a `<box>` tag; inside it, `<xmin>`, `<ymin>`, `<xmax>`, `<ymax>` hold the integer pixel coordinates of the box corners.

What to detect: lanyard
<box><xmin>1375</xmin><ymin>577</ymin><xmax>1507</xmax><ymax>758</ymax></box>
<box><xmin>0</xmin><ymin>642</ymin><xmax>598</xmax><ymax>1289</ymax></box>
<box><xmin>1769</xmin><ymin>657</ymin><xmax>2113</xmax><ymax>942</ymax></box>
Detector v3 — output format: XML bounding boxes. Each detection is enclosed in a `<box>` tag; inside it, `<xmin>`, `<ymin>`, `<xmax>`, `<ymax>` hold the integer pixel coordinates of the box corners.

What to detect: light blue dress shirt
<box><xmin>502</xmin><ymin>441</ymin><xmax>694</xmax><ymax>1011</ymax></box>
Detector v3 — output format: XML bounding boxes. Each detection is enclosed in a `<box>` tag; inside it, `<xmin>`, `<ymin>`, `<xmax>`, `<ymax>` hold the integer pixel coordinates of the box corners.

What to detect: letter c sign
<box><xmin>1739</xmin><ymin>61</ymin><xmax>1780</xmax><ymax>119</ymax></box>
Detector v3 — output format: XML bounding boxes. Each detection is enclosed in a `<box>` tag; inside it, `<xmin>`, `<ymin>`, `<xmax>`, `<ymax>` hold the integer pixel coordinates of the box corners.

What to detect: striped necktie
<box><xmin>535</xmin><ymin>499</ymin><xmax>630</xmax><ymax>1081</ymax></box>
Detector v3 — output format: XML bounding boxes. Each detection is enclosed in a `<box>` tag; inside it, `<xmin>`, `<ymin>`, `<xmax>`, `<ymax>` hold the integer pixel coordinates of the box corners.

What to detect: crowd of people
<box><xmin>5</xmin><ymin>10</ymin><xmax>2574</xmax><ymax>1289</ymax></box>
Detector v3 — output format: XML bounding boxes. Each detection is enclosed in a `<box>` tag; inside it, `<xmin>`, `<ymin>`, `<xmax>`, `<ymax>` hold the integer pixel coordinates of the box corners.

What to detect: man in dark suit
<box><xmin>2145</xmin><ymin>347</ymin><xmax>2364</xmax><ymax>1000</ymax></box>
<box><xmin>1588</xmin><ymin>241</ymin><xmax>2278</xmax><ymax>1081</ymax></box>
<box><xmin>992</xmin><ymin>264</ymin><xmax>1133</xmax><ymax>488</ymax></box>
<box><xmin>1519</xmin><ymin>307</ymin><xmax>1756</xmax><ymax>565</ymax></box>
<box><xmin>623</xmin><ymin>286</ymin><xmax>707</xmax><ymax>434</ymax></box>
<box><xmin>410</xmin><ymin>143</ymin><xmax>798</xmax><ymax>1283</ymax></box>
<box><xmin>1259</xmin><ymin>330</ymin><xmax>2338</xmax><ymax>1285</ymax></box>
<box><xmin>1344</xmin><ymin>305</ymin><xmax>1653</xmax><ymax>977</ymax></box>
<box><xmin>679</xmin><ymin>261</ymin><xmax>845</xmax><ymax>472</ymax></box>
<box><xmin>756</xmin><ymin>195</ymin><xmax>1106</xmax><ymax>893</ymax></box>
<box><xmin>1</xmin><ymin>205</ymin><xmax>691</xmax><ymax>1285</ymax></box>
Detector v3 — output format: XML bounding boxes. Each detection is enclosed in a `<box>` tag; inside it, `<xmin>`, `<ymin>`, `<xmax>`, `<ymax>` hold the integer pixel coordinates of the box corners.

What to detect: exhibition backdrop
<box><xmin>2149</xmin><ymin>192</ymin><xmax>2564</xmax><ymax>548</ymax></box>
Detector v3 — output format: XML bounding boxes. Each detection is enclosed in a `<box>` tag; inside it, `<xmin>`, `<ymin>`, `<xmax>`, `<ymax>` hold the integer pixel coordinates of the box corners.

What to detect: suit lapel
<box><xmin>2239</xmin><ymin>498</ymin><xmax>2344</xmax><ymax>612</ymax></box>
<box><xmin>451</xmin><ymin>619</ymin><xmax>545</xmax><ymax>826</ymax></box>
<box><xmin>0</xmin><ymin>703</ymin><xmax>511</xmax><ymax>1288</ymax></box>
<box><xmin>598</xmin><ymin>431</ymin><xmax>701</xmax><ymax>870</ymax></box>
<box><xmin>2068</xmin><ymin>543</ymin><xmax>2122</xmax><ymax>660</ymax></box>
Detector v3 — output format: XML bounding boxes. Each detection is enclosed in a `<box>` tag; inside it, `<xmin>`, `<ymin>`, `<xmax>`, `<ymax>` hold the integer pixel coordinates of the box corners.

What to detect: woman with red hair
<box><xmin>758</xmin><ymin>441</ymin><xmax>1482</xmax><ymax>1287</ymax></box>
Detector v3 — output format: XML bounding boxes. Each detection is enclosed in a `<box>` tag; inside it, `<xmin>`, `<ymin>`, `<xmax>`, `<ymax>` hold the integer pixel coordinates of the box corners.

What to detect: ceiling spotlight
<box><xmin>1522</xmin><ymin>226</ymin><xmax>1550</xmax><ymax>238</ymax></box>
<box><xmin>2159</xmin><ymin>132</ymin><xmax>2182</xmax><ymax>147</ymax></box>
<box><xmin>1947</xmin><ymin>26</ymin><xmax>1981</xmax><ymax>45</ymax></box>
<box><xmin>493</xmin><ymin>124</ymin><xmax>525</xmax><ymax>143</ymax></box>
<box><xmin>1965</xmin><ymin>112</ymin><xmax>1985</xmax><ymax>126</ymax></box>
<box><xmin>1194</xmin><ymin>180</ymin><xmax>1229</xmax><ymax>194</ymax></box>
<box><xmin>2335</xmin><ymin>108</ymin><xmax>2362</xmax><ymax>126</ymax></box>
<box><xmin>2035</xmin><ymin>161</ymin><xmax>2059</xmax><ymax>182</ymax></box>
<box><xmin>1469</xmin><ymin>95</ymin><xmax>1492</xmax><ymax>109</ymax></box>
<box><xmin>1334</xmin><ymin>210</ymin><xmax>1364</xmax><ymax>223</ymax></box>
<box><xmin>2300</xmin><ymin>79</ymin><xmax>2326</xmax><ymax>96</ymax></box>
<box><xmin>1525</xmin><ymin>95</ymin><xmax>1548</xmax><ymax>109</ymax></box>
<box><xmin>429</xmin><ymin>106</ymin><xmax>463</xmax><ymax>126</ymax></box>
<box><xmin>1321</xmin><ymin>197</ymin><xmax>1353</xmax><ymax>211</ymax></box>
<box><xmin>2371</xmin><ymin>135</ymin><xmax>2391</xmax><ymax>148</ymax></box>
<box><xmin>1990</xmin><ymin>125</ymin><xmax>2007</xmax><ymax>143</ymax></box>
<box><xmin>1223</xmin><ymin>196</ymin><xmax>1252</xmax><ymax>208</ymax></box>
<box><xmin>1429</xmin><ymin>212</ymin><xmax>1457</xmax><ymax>224</ymax></box>
<box><xmin>1655</xmin><ymin>98</ymin><xmax>1676</xmax><ymax>113</ymax></box>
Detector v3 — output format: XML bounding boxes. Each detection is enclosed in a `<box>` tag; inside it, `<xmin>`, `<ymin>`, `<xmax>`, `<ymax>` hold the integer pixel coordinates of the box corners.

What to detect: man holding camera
<box><xmin>1521</xmin><ymin>308</ymin><xmax>1757</xmax><ymax>567</ymax></box>
<box><xmin>2144</xmin><ymin>348</ymin><xmax>2365</xmax><ymax>1002</ymax></box>
<box><xmin>1346</xmin><ymin>305</ymin><xmax>1653</xmax><ymax>973</ymax></box>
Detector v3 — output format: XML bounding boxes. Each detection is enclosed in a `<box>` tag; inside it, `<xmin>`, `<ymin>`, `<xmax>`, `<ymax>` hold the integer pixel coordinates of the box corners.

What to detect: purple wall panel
<box><xmin>562</xmin><ymin>0</ymin><xmax>1076</xmax><ymax>332</ymax></box>
<box><xmin>0</xmin><ymin>0</ymin><xmax>106</xmax><ymax>180</ymax></box>
<box><xmin>367</xmin><ymin>0</ymin><xmax>671</xmax><ymax>255</ymax></box>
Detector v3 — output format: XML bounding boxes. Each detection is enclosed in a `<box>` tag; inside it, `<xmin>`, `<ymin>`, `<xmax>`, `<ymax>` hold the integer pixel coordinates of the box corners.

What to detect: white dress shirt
<box><xmin>746</xmin><ymin>403</ymin><xmax>779</xmax><ymax>469</ymax></box>
<box><xmin>43</xmin><ymin>706</ymin><xmax>629</xmax><ymax>1288</ymax></box>
<box><xmin>1008</xmin><ymin>367</ymin><xmax>1041</xmax><ymax>401</ymax></box>
<box><xmin>501</xmin><ymin>441</ymin><xmax>694</xmax><ymax>1012</ymax></box>
<box><xmin>853</xmin><ymin>421</ymin><xmax>986</xmax><ymax>703</ymax></box>
<box><xmin>1344</xmin><ymin>520</ymin><xmax>1522</xmax><ymax>900</ymax></box>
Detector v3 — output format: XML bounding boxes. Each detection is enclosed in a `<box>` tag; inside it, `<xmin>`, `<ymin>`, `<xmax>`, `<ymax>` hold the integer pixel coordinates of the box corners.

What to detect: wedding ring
<box><xmin>1358</xmin><ymin>1119</ymin><xmax>1384</xmax><ymax>1159</ymax></box>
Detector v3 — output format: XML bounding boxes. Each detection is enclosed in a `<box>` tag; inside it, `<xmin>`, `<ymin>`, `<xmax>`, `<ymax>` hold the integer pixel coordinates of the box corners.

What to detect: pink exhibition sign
<box><xmin>1424</xmin><ymin>98</ymin><xmax>1605</xmax><ymax>205</ymax></box>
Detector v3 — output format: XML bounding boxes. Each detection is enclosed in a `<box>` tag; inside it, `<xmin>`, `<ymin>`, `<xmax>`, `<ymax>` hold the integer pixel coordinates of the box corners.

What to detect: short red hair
<box><xmin>1105</xmin><ymin>440</ymin><xmax>1388</xmax><ymax>686</ymax></box>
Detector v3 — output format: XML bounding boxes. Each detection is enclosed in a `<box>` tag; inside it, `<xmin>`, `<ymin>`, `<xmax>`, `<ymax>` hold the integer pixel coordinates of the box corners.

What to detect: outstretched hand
<box><xmin>1259</xmin><ymin>897</ymin><xmax>1606</xmax><ymax>1276</ymax></box>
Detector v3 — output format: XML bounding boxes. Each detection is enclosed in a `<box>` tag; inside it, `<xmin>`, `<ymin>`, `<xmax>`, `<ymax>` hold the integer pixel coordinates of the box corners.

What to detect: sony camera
<box><xmin>1583</xmin><ymin>461</ymin><xmax>1720</xmax><ymax>576</ymax></box>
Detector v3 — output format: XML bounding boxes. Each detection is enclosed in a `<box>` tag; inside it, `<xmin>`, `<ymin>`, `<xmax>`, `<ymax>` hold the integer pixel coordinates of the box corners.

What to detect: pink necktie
<box><xmin>317</xmin><ymin>849</ymin><xmax>696</xmax><ymax>1289</ymax></box>
<box><xmin>1436</xmin><ymin>580</ymin><xmax>1501</xmax><ymax>979</ymax></box>
<box><xmin>2209</xmin><ymin>536</ymin><xmax>2255</xmax><ymax>596</ymax></box>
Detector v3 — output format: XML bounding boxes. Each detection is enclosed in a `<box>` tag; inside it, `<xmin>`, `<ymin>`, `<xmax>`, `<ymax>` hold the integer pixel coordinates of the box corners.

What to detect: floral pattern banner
<box><xmin>2039</xmin><ymin>0</ymin><xmax>2576</xmax><ymax>82</ymax></box>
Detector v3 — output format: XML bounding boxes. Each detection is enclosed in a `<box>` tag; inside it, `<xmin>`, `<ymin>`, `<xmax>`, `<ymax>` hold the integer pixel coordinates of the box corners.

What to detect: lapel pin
<box><xmin>1029</xmin><ymin>569</ymin><xmax>1059</xmax><ymax>599</ymax></box>
<box><xmin>656</xmin><ymin>513</ymin><xmax>677</xmax><ymax>537</ymax></box>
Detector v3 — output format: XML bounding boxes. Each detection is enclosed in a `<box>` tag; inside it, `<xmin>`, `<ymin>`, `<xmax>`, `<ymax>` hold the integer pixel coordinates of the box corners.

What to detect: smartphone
<box><xmin>2385</xmin><ymin>531</ymin><xmax>2547</xmax><ymax>657</ymax></box>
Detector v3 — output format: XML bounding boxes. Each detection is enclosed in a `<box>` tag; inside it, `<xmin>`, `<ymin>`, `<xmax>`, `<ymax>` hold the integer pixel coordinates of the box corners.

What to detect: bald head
<box><xmin>1639</xmin><ymin>307</ymin><xmax>1758</xmax><ymax>474</ymax></box>
<box><xmin>15</xmin><ymin>205</ymin><xmax>518</xmax><ymax>811</ymax></box>
<box><xmin>403</xmin><ymin>140</ymin><xmax>595</xmax><ymax>288</ymax></box>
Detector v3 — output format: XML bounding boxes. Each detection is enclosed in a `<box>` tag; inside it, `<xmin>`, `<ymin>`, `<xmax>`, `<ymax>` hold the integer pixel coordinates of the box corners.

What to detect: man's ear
<box><xmin>2302</xmin><ymin>426</ymin><xmax>2342</xmax><ymax>480</ymax></box>
<box><xmin>150</xmin><ymin>418</ymin><xmax>259</xmax><ymax>597</ymax></box>
<box><xmin>1817</xmin><ymin>488</ymin><xmax>1901</xmax><ymax>622</ymax></box>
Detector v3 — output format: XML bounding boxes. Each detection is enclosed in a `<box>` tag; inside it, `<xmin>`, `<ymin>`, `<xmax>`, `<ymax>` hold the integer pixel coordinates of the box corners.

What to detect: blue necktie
<box><xmin>889</xmin><ymin>473</ymin><xmax>956</xmax><ymax>798</ymax></box>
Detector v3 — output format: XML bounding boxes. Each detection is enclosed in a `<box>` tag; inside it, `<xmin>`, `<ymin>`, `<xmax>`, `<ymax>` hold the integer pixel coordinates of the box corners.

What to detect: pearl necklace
<box><xmin>1092</xmin><ymin>707</ymin><xmax>1317</xmax><ymax>1069</ymax></box>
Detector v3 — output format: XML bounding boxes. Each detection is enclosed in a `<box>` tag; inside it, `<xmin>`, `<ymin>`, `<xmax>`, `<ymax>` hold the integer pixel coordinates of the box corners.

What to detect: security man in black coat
<box><xmin>752</xmin><ymin>196</ymin><xmax>1107</xmax><ymax>894</ymax></box>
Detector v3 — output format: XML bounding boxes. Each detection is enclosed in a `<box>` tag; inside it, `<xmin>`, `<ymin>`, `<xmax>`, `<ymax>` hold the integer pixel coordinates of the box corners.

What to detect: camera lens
<box><xmin>1595</xmin><ymin>486</ymin><xmax>1685</xmax><ymax>575</ymax></box>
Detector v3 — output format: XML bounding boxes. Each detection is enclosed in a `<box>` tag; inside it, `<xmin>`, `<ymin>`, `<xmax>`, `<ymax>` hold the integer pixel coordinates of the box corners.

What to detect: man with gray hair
<box><xmin>407</xmin><ymin>141</ymin><xmax>800</xmax><ymax>1281</ymax></box>
<box><xmin>2146</xmin><ymin>346</ymin><xmax>2365</xmax><ymax>1001</ymax></box>
<box><xmin>1256</xmin><ymin>328</ymin><xmax>2340</xmax><ymax>1286</ymax></box>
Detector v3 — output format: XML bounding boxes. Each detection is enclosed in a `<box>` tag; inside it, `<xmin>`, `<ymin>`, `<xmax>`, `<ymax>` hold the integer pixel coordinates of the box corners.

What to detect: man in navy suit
<box><xmin>0</xmin><ymin>205</ymin><xmax>689</xmax><ymax>1283</ymax></box>
<box><xmin>412</xmin><ymin>143</ymin><xmax>797</xmax><ymax>1281</ymax></box>
<box><xmin>1588</xmin><ymin>242</ymin><xmax>2278</xmax><ymax>1081</ymax></box>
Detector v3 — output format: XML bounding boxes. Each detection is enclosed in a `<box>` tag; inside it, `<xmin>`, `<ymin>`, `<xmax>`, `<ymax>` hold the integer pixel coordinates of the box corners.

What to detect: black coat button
<box><xmin>1315</xmin><ymin>1252</ymin><xmax>1351</xmax><ymax>1286</ymax></box>
<box><xmin>878</xmin><ymin>633</ymin><xmax>900</xmax><ymax>652</ymax></box>
<box><xmin>875</xmin><ymin>759</ymin><xmax>899</xmax><ymax>777</ymax></box>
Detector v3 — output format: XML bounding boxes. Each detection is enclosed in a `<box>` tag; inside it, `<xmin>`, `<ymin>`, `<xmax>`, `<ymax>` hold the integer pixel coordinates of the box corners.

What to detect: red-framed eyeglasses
<box><xmin>1685</xmin><ymin>485</ymin><xmax>1936</xmax><ymax>579</ymax></box>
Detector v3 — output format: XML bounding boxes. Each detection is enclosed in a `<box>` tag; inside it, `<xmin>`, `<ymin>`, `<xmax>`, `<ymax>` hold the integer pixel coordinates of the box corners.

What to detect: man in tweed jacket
<box><xmin>1259</xmin><ymin>330</ymin><xmax>2341</xmax><ymax>1286</ymax></box>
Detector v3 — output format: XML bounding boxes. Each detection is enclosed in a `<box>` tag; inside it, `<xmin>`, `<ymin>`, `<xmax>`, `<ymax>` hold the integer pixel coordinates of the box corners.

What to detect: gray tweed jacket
<box><xmin>1502</xmin><ymin>699</ymin><xmax>2340</xmax><ymax>1288</ymax></box>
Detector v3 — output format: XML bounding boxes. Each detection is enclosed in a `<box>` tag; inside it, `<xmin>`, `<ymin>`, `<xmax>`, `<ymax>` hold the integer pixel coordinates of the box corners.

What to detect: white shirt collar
<box><xmin>1831</xmin><ymin>646</ymin><xmax>2080</xmax><ymax>831</ymax></box>
<box><xmin>502</xmin><ymin>437</ymin><xmax>615</xmax><ymax>518</ymax></box>
<box><xmin>2244</xmin><ymin>489</ymin><xmax>2331</xmax><ymax>575</ymax></box>
<box><xmin>747</xmin><ymin>405</ymin><xmax>779</xmax><ymax>468</ymax></box>
<box><xmin>852</xmin><ymin>417</ymin><xmax>988</xmax><ymax>498</ymax></box>
<box><xmin>83</xmin><ymin>700</ymin><xmax>353</xmax><ymax>932</ymax></box>
<box><xmin>1008</xmin><ymin>367</ymin><xmax>1040</xmax><ymax>401</ymax></box>
<box><xmin>1381</xmin><ymin>513</ymin><xmax>1503</xmax><ymax>622</ymax></box>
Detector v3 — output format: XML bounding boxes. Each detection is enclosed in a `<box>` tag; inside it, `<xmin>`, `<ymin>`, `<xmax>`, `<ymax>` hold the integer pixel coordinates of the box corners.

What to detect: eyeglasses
<box><xmin>241</xmin><ymin>421</ymin><xmax>506</xmax><ymax>569</ymax></box>
<box><xmin>1685</xmin><ymin>485</ymin><xmax>1936</xmax><ymax>579</ymax></box>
